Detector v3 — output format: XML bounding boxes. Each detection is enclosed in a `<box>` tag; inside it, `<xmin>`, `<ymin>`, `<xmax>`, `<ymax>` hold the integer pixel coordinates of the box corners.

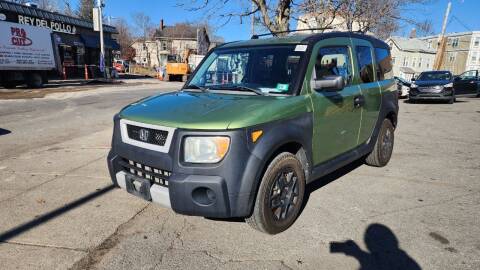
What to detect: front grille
<box><xmin>126</xmin><ymin>124</ymin><xmax>168</xmax><ymax>146</ymax></box>
<box><xmin>418</xmin><ymin>86</ymin><xmax>443</xmax><ymax>93</ymax></box>
<box><xmin>119</xmin><ymin>158</ymin><xmax>171</xmax><ymax>187</ymax></box>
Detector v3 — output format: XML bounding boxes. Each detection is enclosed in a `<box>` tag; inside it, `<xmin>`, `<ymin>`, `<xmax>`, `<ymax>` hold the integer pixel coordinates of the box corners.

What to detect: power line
<box><xmin>450</xmin><ymin>15</ymin><xmax>472</xmax><ymax>31</ymax></box>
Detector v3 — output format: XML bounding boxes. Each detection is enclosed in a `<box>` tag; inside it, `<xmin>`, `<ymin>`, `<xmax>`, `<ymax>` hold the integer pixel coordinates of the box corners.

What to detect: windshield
<box><xmin>417</xmin><ymin>72</ymin><xmax>452</xmax><ymax>81</ymax></box>
<box><xmin>186</xmin><ymin>45</ymin><xmax>306</xmax><ymax>95</ymax></box>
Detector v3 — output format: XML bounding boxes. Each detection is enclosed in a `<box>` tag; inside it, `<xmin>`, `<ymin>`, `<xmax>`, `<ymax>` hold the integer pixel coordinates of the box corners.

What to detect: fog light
<box><xmin>192</xmin><ymin>187</ymin><xmax>216</xmax><ymax>206</ymax></box>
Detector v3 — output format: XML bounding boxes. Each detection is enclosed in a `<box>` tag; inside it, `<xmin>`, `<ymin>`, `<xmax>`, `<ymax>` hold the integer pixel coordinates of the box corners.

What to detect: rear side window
<box><xmin>356</xmin><ymin>46</ymin><xmax>375</xmax><ymax>83</ymax></box>
<box><xmin>374</xmin><ymin>48</ymin><xmax>393</xmax><ymax>80</ymax></box>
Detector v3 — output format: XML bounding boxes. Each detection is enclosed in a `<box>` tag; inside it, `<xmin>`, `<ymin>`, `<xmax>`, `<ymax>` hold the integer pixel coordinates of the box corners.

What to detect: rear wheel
<box><xmin>246</xmin><ymin>152</ymin><xmax>305</xmax><ymax>234</ymax></box>
<box><xmin>365</xmin><ymin>119</ymin><xmax>394</xmax><ymax>167</ymax></box>
<box><xmin>26</xmin><ymin>72</ymin><xmax>43</xmax><ymax>88</ymax></box>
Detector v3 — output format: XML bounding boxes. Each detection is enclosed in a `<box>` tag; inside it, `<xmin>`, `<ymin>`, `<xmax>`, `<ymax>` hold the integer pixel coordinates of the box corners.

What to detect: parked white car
<box><xmin>395</xmin><ymin>77</ymin><xmax>411</xmax><ymax>98</ymax></box>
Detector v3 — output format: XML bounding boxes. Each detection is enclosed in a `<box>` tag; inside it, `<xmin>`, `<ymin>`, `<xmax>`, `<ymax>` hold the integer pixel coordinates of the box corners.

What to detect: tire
<box><xmin>408</xmin><ymin>99</ymin><xmax>416</xmax><ymax>104</ymax></box>
<box><xmin>26</xmin><ymin>73</ymin><xmax>43</xmax><ymax>88</ymax></box>
<box><xmin>448</xmin><ymin>97</ymin><xmax>454</xmax><ymax>104</ymax></box>
<box><xmin>246</xmin><ymin>152</ymin><xmax>305</xmax><ymax>234</ymax></box>
<box><xmin>1</xmin><ymin>81</ymin><xmax>17</xmax><ymax>89</ymax></box>
<box><xmin>365</xmin><ymin>119</ymin><xmax>395</xmax><ymax>167</ymax></box>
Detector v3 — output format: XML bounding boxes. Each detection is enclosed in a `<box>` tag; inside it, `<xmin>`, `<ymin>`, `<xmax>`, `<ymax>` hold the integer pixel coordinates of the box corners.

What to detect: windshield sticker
<box><xmin>295</xmin><ymin>45</ymin><xmax>307</xmax><ymax>52</ymax></box>
<box><xmin>276</xmin><ymin>83</ymin><xmax>289</xmax><ymax>92</ymax></box>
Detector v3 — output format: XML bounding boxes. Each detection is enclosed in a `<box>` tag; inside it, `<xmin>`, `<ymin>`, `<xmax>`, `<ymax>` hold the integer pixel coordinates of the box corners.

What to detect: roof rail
<box><xmin>251</xmin><ymin>27</ymin><xmax>333</xmax><ymax>39</ymax></box>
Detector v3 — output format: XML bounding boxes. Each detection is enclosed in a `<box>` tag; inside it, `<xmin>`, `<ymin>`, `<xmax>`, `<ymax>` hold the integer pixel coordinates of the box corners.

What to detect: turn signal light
<box><xmin>251</xmin><ymin>130</ymin><xmax>263</xmax><ymax>143</ymax></box>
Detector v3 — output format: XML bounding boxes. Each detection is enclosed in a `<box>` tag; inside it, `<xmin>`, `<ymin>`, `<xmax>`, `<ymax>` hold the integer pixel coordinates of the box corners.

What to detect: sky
<box><xmin>69</xmin><ymin>0</ymin><xmax>480</xmax><ymax>41</ymax></box>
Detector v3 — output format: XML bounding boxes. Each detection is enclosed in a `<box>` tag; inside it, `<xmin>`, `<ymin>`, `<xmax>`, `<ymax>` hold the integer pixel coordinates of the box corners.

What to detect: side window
<box><xmin>356</xmin><ymin>46</ymin><xmax>375</xmax><ymax>83</ymax></box>
<box><xmin>460</xmin><ymin>70</ymin><xmax>476</xmax><ymax>80</ymax></box>
<box><xmin>374</xmin><ymin>47</ymin><xmax>393</xmax><ymax>80</ymax></box>
<box><xmin>314</xmin><ymin>46</ymin><xmax>352</xmax><ymax>85</ymax></box>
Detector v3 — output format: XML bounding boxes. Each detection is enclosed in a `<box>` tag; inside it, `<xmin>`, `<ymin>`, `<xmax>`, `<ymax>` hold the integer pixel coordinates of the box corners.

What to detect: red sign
<box><xmin>10</xmin><ymin>27</ymin><xmax>33</xmax><ymax>46</ymax></box>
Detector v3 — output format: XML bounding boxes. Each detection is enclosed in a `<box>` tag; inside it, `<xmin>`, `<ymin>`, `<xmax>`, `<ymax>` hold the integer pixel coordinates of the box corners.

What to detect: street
<box><xmin>0</xmin><ymin>81</ymin><xmax>479</xmax><ymax>270</ymax></box>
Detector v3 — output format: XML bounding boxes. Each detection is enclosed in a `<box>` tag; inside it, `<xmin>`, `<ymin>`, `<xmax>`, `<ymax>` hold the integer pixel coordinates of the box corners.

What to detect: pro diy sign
<box><xmin>17</xmin><ymin>14</ymin><xmax>77</xmax><ymax>34</ymax></box>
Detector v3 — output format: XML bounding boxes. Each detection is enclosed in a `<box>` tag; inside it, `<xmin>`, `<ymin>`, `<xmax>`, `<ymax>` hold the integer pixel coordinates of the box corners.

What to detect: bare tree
<box><xmin>113</xmin><ymin>18</ymin><xmax>135</xmax><ymax>60</ymax></box>
<box><xmin>5</xmin><ymin>0</ymin><xmax>59</xmax><ymax>11</ymax></box>
<box><xmin>178</xmin><ymin>0</ymin><xmax>431</xmax><ymax>39</ymax></box>
<box><xmin>132</xmin><ymin>12</ymin><xmax>154</xmax><ymax>66</ymax></box>
<box><xmin>37</xmin><ymin>0</ymin><xmax>59</xmax><ymax>11</ymax></box>
<box><xmin>177</xmin><ymin>0</ymin><xmax>294</xmax><ymax>36</ymax></box>
<box><xmin>61</xmin><ymin>0</ymin><xmax>75</xmax><ymax>16</ymax></box>
<box><xmin>415</xmin><ymin>20</ymin><xmax>435</xmax><ymax>37</ymax></box>
<box><xmin>77</xmin><ymin>0</ymin><xmax>95</xmax><ymax>21</ymax></box>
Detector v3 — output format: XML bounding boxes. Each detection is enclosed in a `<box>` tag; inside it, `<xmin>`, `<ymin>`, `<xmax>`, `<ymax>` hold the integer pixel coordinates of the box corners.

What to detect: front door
<box><xmin>454</xmin><ymin>70</ymin><xmax>479</xmax><ymax>95</ymax></box>
<box><xmin>307</xmin><ymin>38</ymin><xmax>362</xmax><ymax>165</ymax></box>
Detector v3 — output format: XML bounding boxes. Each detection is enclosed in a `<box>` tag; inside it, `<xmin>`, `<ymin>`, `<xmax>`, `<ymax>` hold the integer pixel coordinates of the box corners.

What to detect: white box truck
<box><xmin>0</xmin><ymin>21</ymin><xmax>58</xmax><ymax>88</ymax></box>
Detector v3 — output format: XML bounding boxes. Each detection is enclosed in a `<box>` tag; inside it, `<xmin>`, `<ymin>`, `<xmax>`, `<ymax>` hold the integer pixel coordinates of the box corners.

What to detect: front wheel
<box><xmin>246</xmin><ymin>152</ymin><xmax>305</xmax><ymax>234</ymax></box>
<box><xmin>365</xmin><ymin>119</ymin><xmax>395</xmax><ymax>167</ymax></box>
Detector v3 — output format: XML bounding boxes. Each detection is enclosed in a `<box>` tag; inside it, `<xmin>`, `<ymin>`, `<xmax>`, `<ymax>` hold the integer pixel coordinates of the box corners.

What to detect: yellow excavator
<box><xmin>166</xmin><ymin>49</ymin><xmax>192</xmax><ymax>82</ymax></box>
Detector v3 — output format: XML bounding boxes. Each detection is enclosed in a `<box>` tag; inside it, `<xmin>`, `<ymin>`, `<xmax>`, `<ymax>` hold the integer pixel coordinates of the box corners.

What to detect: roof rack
<box><xmin>251</xmin><ymin>27</ymin><xmax>333</xmax><ymax>39</ymax></box>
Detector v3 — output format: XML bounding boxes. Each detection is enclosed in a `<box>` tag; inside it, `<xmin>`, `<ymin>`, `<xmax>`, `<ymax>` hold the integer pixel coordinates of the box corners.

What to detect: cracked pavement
<box><xmin>0</xmin><ymin>82</ymin><xmax>479</xmax><ymax>269</ymax></box>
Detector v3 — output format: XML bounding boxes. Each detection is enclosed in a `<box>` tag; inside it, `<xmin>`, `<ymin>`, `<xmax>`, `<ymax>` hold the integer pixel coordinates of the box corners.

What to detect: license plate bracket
<box><xmin>125</xmin><ymin>175</ymin><xmax>152</xmax><ymax>201</ymax></box>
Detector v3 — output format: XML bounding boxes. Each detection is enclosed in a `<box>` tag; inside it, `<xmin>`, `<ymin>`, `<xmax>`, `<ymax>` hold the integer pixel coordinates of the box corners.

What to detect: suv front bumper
<box><xmin>409</xmin><ymin>88</ymin><xmax>454</xmax><ymax>101</ymax></box>
<box><xmin>107</xmin><ymin>115</ymin><xmax>263</xmax><ymax>218</ymax></box>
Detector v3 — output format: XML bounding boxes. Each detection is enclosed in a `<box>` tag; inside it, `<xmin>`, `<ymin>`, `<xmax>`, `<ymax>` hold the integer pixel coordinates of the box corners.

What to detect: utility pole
<box><xmin>250</xmin><ymin>2</ymin><xmax>255</xmax><ymax>36</ymax></box>
<box><xmin>96</xmin><ymin>0</ymin><xmax>106</xmax><ymax>78</ymax></box>
<box><xmin>433</xmin><ymin>1</ymin><xmax>451</xmax><ymax>70</ymax></box>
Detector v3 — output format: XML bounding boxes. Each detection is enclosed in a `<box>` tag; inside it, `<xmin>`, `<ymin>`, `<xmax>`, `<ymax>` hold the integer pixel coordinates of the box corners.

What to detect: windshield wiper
<box><xmin>184</xmin><ymin>84</ymin><xmax>209</xmax><ymax>93</ymax></box>
<box><xmin>213</xmin><ymin>85</ymin><xmax>265</xmax><ymax>96</ymax></box>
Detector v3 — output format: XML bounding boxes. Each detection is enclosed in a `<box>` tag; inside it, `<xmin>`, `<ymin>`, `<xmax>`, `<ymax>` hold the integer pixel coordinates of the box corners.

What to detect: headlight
<box><xmin>444</xmin><ymin>82</ymin><xmax>453</xmax><ymax>88</ymax></box>
<box><xmin>184</xmin><ymin>136</ymin><xmax>230</xmax><ymax>163</ymax></box>
<box><xmin>410</xmin><ymin>83</ymin><xmax>418</xmax><ymax>88</ymax></box>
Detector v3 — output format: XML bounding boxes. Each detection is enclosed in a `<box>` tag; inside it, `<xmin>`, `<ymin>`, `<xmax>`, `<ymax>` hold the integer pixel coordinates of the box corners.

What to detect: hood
<box><xmin>119</xmin><ymin>91</ymin><xmax>310</xmax><ymax>130</ymax></box>
<box><xmin>414</xmin><ymin>80</ymin><xmax>451</xmax><ymax>87</ymax></box>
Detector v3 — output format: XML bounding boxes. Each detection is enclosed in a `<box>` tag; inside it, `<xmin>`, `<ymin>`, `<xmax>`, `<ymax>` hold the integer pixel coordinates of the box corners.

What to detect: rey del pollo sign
<box><xmin>17</xmin><ymin>14</ymin><xmax>77</xmax><ymax>34</ymax></box>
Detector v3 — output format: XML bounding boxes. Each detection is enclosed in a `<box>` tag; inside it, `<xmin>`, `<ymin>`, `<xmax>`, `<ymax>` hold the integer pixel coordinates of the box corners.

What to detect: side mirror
<box><xmin>411</xmin><ymin>77</ymin><xmax>416</xmax><ymax>81</ymax></box>
<box><xmin>454</xmin><ymin>76</ymin><xmax>461</xmax><ymax>81</ymax></box>
<box><xmin>311</xmin><ymin>75</ymin><xmax>345</xmax><ymax>91</ymax></box>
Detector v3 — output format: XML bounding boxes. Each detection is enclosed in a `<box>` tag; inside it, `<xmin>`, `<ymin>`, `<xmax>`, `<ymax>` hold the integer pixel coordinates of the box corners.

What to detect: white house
<box><xmin>386</xmin><ymin>37</ymin><xmax>436</xmax><ymax>80</ymax></box>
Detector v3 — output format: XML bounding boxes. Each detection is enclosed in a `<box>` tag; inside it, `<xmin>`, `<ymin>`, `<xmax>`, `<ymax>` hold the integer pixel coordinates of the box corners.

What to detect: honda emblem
<box><xmin>139</xmin><ymin>129</ymin><xmax>149</xmax><ymax>142</ymax></box>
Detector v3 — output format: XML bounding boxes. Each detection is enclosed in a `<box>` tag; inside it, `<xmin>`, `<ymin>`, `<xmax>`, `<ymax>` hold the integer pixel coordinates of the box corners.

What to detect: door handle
<box><xmin>354</xmin><ymin>95</ymin><xmax>365</xmax><ymax>108</ymax></box>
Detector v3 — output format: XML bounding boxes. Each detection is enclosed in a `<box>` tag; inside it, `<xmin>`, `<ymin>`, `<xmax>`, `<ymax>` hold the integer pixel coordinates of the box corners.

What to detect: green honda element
<box><xmin>107</xmin><ymin>32</ymin><xmax>398</xmax><ymax>234</ymax></box>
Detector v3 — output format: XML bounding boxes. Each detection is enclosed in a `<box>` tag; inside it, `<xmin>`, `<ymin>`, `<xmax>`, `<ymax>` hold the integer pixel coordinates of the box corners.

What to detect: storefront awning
<box><xmin>80</xmin><ymin>34</ymin><xmax>120</xmax><ymax>50</ymax></box>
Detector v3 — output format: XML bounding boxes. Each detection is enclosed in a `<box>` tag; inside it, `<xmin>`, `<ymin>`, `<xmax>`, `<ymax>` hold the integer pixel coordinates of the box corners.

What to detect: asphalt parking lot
<box><xmin>0</xmin><ymin>81</ymin><xmax>479</xmax><ymax>270</ymax></box>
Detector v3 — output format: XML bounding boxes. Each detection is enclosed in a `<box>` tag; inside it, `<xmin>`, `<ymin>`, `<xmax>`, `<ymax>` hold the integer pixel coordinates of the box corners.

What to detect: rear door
<box><xmin>307</xmin><ymin>37</ymin><xmax>363</xmax><ymax>165</ymax></box>
<box><xmin>351</xmin><ymin>39</ymin><xmax>382</xmax><ymax>144</ymax></box>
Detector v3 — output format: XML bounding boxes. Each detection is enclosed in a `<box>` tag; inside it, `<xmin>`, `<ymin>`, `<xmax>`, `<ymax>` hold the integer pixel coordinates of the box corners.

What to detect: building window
<box><xmin>418</xmin><ymin>58</ymin><xmax>422</xmax><ymax>68</ymax></box>
<box><xmin>452</xmin><ymin>38</ymin><xmax>459</xmax><ymax>47</ymax></box>
<box><xmin>474</xmin><ymin>37</ymin><xmax>480</xmax><ymax>47</ymax></box>
<box><xmin>426</xmin><ymin>58</ymin><xmax>430</xmax><ymax>68</ymax></box>
<box><xmin>392</xmin><ymin>57</ymin><xmax>396</xmax><ymax>64</ymax></box>
<box><xmin>449</xmin><ymin>52</ymin><xmax>456</xmax><ymax>62</ymax></box>
<box><xmin>472</xmin><ymin>52</ymin><xmax>478</xmax><ymax>65</ymax></box>
<box><xmin>403</xmin><ymin>57</ymin><xmax>408</xmax><ymax>67</ymax></box>
<box><xmin>427</xmin><ymin>40</ymin><xmax>432</xmax><ymax>49</ymax></box>
<box><xmin>162</xmin><ymin>42</ymin><xmax>167</xmax><ymax>50</ymax></box>
<box><xmin>412</xmin><ymin>57</ymin><xmax>416</xmax><ymax>67</ymax></box>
